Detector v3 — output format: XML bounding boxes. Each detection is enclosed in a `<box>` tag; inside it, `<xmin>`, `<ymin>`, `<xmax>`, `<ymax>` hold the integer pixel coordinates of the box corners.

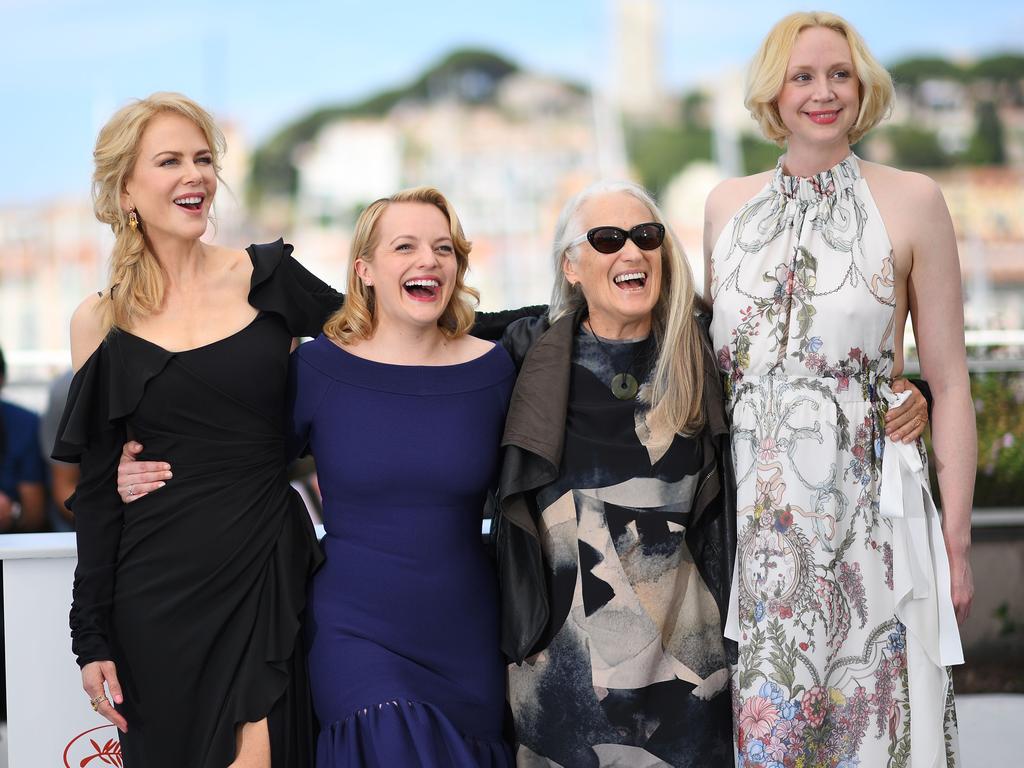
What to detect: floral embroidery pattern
<box><xmin>712</xmin><ymin>155</ymin><xmax>959</xmax><ymax>767</ymax></box>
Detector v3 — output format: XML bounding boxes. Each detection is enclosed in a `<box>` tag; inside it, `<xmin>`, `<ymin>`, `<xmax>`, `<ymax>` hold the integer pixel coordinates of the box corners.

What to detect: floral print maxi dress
<box><xmin>710</xmin><ymin>155</ymin><xmax>961</xmax><ymax>768</ymax></box>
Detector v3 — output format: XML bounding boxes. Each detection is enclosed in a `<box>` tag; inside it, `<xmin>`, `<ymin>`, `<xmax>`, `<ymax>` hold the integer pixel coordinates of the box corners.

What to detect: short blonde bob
<box><xmin>548</xmin><ymin>180</ymin><xmax>705</xmax><ymax>436</ymax></box>
<box><xmin>745</xmin><ymin>11</ymin><xmax>894</xmax><ymax>146</ymax></box>
<box><xmin>92</xmin><ymin>92</ymin><xmax>225</xmax><ymax>332</ymax></box>
<box><xmin>323</xmin><ymin>187</ymin><xmax>479</xmax><ymax>344</ymax></box>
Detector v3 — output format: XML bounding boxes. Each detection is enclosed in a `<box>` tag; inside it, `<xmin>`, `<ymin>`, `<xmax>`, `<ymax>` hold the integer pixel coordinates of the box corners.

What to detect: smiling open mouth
<box><xmin>614</xmin><ymin>271</ymin><xmax>647</xmax><ymax>290</ymax></box>
<box><xmin>174</xmin><ymin>195</ymin><xmax>204</xmax><ymax>211</ymax></box>
<box><xmin>403</xmin><ymin>278</ymin><xmax>440</xmax><ymax>299</ymax></box>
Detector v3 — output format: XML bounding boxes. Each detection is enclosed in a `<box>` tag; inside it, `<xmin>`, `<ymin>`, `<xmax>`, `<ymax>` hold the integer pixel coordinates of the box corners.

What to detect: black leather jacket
<box><xmin>492</xmin><ymin>307</ymin><xmax>738</xmax><ymax>664</ymax></box>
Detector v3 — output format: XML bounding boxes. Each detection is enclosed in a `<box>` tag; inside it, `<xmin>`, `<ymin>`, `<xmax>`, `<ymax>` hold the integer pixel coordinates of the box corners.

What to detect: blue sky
<box><xmin>4</xmin><ymin>0</ymin><xmax>1023</xmax><ymax>205</ymax></box>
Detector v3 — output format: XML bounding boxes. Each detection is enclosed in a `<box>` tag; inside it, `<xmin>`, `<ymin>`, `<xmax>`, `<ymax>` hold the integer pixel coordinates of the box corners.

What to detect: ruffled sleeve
<box><xmin>247</xmin><ymin>240</ymin><xmax>343</xmax><ymax>338</ymax></box>
<box><xmin>52</xmin><ymin>339</ymin><xmax>135</xmax><ymax>667</ymax></box>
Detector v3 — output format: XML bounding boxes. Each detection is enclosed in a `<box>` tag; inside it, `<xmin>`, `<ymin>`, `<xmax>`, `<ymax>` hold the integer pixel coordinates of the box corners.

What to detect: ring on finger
<box><xmin>127</xmin><ymin>485</ymin><xmax>135</xmax><ymax>497</ymax></box>
<box><xmin>89</xmin><ymin>694</ymin><xmax>106</xmax><ymax>711</ymax></box>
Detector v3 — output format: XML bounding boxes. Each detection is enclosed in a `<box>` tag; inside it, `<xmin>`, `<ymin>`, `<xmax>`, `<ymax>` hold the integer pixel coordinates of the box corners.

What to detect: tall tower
<box><xmin>613</xmin><ymin>0</ymin><xmax>663</xmax><ymax>120</ymax></box>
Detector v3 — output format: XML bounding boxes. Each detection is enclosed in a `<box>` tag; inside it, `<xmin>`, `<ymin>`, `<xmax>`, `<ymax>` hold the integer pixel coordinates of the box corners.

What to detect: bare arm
<box><xmin>907</xmin><ymin>176</ymin><xmax>976</xmax><ymax>623</ymax></box>
<box><xmin>71</xmin><ymin>294</ymin><xmax>106</xmax><ymax>372</ymax></box>
<box><xmin>15</xmin><ymin>481</ymin><xmax>46</xmax><ymax>531</ymax></box>
<box><xmin>50</xmin><ymin>463</ymin><xmax>80</xmax><ymax>523</ymax></box>
<box><xmin>702</xmin><ymin>180</ymin><xmax>735</xmax><ymax>307</ymax></box>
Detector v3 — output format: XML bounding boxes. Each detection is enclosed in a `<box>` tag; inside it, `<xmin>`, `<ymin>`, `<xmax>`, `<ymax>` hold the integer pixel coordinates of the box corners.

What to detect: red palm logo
<box><xmin>62</xmin><ymin>725</ymin><xmax>123</xmax><ymax>768</ymax></box>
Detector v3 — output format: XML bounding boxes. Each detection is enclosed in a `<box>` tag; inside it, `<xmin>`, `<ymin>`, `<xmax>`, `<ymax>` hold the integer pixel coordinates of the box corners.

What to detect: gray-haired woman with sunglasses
<box><xmin>493</xmin><ymin>180</ymin><xmax>736</xmax><ymax>766</ymax></box>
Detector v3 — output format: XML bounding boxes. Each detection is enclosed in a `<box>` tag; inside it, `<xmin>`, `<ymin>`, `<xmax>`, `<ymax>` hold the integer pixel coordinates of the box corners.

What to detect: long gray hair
<box><xmin>549</xmin><ymin>180</ymin><xmax>705</xmax><ymax>435</ymax></box>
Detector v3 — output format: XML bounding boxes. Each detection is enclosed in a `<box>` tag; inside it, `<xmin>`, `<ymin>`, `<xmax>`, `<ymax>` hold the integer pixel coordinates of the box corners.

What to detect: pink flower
<box><xmin>739</xmin><ymin>696</ymin><xmax>781</xmax><ymax>741</ymax></box>
<box><xmin>717</xmin><ymin>346</ymin><xmax>732</xmax><ymax>372</ymax></box>
<box><xmin>801</xmin><ymin>686</ymin><xmax>829</xmax><ymax>727</ymax></box>
<box><xmin>848</xmin><ymin>347</ymin><xmax>863</xmax><ymax>362</ymax></box>
<box><xmin>759</xmin><ymin>436</ymin><xmax>780</xmax><ymax>462</ymax></box>
<box><xmin>778</xmin><ymin>604</ymin><xmax>794</xmax><ymax>619</ymax></box>
<box><xmin>836</xmin><ymin>374</ymin><xmax>850</xmax><ymax>392</ymax></box>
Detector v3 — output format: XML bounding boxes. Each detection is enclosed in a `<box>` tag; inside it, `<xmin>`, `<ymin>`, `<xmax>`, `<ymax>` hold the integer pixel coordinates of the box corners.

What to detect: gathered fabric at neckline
<box><xmin>773</xmin><ymin>152</ymin><xmax>860</xmax><ymax>204</ymax></box>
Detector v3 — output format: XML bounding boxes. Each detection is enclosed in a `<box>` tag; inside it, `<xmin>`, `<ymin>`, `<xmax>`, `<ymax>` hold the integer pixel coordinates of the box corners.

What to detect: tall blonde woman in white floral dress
<box><xmin>703</xmin><ymin>12</ymin><xmax>975</xmax><ymax>768</ymax></box>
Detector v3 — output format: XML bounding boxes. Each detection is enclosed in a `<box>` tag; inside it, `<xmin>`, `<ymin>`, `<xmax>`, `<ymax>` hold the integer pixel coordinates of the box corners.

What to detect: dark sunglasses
<box><xmin>569</xmin><ymin>222</ymin><xmax>666</xmax><ymax>254</ymax></box>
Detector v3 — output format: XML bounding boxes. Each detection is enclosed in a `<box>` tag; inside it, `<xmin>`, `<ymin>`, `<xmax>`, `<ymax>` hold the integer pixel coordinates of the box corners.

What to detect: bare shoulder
<box><xmin>70</xmin><ymin>292</ymin><xmax>107</xmax><ymax>371</ymax></box>
<box><xmin>704</xmin><ymin>171</ymin><xmax>773</xmax><ymax>259</ymax></box>
<box><xmin>706</xmin><ymin>171</ymin><xmax>772</xmax><ymax>217</ymax></box>
<box><xmin>859</xmin><ymin>160</ymin><xmax>945</xmax><ymax>208</ymax></box>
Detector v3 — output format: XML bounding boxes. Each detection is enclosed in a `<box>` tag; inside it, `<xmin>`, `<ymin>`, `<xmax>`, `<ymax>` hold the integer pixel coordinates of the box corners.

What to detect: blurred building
<box><xmin>0</xmin><ymin>200</ymin><xmax>106</xmax><ymax>379</ymax></box>
<box><xmin>291</xmin><ymin>71</ymin><xmax>603</xmax><ymax>310</ymax></box>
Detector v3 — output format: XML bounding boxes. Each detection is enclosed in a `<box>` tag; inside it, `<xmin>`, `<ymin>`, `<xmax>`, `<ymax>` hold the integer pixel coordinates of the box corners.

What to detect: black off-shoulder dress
<box><xmin>54</xmin><ymin>241</ymin><xmax>342</xmax><ymax>767</ymax></box>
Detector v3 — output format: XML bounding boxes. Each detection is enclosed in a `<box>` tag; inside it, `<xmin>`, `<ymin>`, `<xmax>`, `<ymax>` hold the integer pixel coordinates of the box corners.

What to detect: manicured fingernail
<box><xmin>163</xmin><ymin>471</ymin><xmax>173</xmax><ymax>479</ymax></box>
<box><xmin>157</xmin><ymin>482</ymin><xmax>165</xmax><ymax>489</ymax></box>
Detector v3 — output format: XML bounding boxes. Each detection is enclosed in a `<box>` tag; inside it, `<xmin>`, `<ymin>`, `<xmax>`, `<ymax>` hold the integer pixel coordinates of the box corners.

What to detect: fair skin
<box><xmin>347</xmin><ymin>201</ymin><xmax>492</xmax><ymax>365</ymax></box>
<box><xmin>703</xmin><ymin>25</ymin><xmax>975</xmax><ymax>623</ymax></box>
<box><xmin>114</xmin><ymin>202</ymin><xmax>492</xmax><ymax>492</ymax></box>
<box><xmin>564</xmin><ymin>193</ymin><xmax>663</xmax><ymax>340</ymax></box>
<box><xmin>70</xmin><ymin>111</ymin><xmax>270</xmax><ymax>765</ymax></box>
<box><xmin>111</xmin><ymin>200</ymin><xmax>487</xmax><ymax>764</ymax></box>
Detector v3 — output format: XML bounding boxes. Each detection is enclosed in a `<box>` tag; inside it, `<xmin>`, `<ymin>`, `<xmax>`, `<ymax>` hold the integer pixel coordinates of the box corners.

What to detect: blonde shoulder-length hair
<box><xmin>92</xmin><ymin>92</ymin><xmax>226</xmax><ymax>332</ymax></box>
<box><xmin>548</xmin><ymin>180</ymin><xmax>705</xmax><ymax>435</ymax></box>
<box><xmin>745</xmin><ymin>11</ymin><xmax>894</xmax><ymax>146</ymax></box>
<box><xmin>323</xmin><ymin>187</ymin><xmax>479</xmax><ymax>345</ymax></box>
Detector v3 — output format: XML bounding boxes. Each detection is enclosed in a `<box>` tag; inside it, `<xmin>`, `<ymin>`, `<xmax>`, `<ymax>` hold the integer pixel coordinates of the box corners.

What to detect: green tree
<box><xmin>741</xmin><ymin>135</ymin><xmax>782</xmax><ymax>174</ymax></box>
<box><xmin>247</xmin><ymin>49</ymin><xmax>521</xmax><ymax>207</ymax></box>
<box><xmin>626</xmin><ymin>125</ymin><xmax>712</xmax><ymax>196</ymax></box>
<box><xmin>885</xmin><ymin>125</ymin><xmax>950</xmax><ymax>168</ymax></box>
<box><xmin>970</xmin><ymin>54</ymin><xmax>1024</xmax><ymax>83</ymax></box>
<box><xmin>965</xmin><ymin>101</ymin><xmax>1006</xmax><ymax>165</ymax></box>
<box><xmin>889</xmin><ymin>56</ymin><xmax>964</xmax><ymax>87</ymax></box>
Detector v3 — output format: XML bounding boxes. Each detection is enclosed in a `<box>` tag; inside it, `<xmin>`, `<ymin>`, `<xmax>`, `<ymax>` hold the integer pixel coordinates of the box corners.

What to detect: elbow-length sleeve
<box><xmin>52</xmin><ymin>343</ymin><xmax>129</xmax><ymax>668</ymax></box>
<box><xmin>247</xmin><ymin>239</ymin><xmax>344</xmax><ymax>337</ymax></box>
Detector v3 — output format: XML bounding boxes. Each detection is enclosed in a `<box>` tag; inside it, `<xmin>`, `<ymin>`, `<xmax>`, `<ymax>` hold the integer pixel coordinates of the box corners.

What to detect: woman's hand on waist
<box><xmin>117</xmin><ymin>441</ymin><xmax>172</xmax><ymax>504</ymax></box>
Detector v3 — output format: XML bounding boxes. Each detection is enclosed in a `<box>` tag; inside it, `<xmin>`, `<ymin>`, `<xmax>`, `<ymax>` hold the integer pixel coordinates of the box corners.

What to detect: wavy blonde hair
<box><xmin>323</xmin><ymin>187</ymin><xmax>479</xmax><ymax>345</ymax></box>
<box><xmin>548</xmin><ymin>180</ymin><xmax>705</xmax><ymax>435</ymax></box>
<box><xmin>92</xmin><ymin>92</ymin><xmax>225</xmax><ymax>331</ymax></box>
<box><xmin>745</xmin><ymin>11</ymin><xmax>894</xmax><ymax>146</ymax></box>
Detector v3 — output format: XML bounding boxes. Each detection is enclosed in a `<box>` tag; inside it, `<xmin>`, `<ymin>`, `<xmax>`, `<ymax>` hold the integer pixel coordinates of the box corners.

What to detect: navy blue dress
<box><xmin>288</xmin><ymin>334</ymin><xmax>516</xmax><ymax>767</ymax></box>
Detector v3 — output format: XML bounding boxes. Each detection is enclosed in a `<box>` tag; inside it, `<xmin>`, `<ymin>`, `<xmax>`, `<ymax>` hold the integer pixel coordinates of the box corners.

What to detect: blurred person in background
<box><xmin>704</xmin><ymin>11</ymin><xmax>974</xmax><ymax>767</ymax></box>
<box><xmin>0</xmin><ymin>346</ymin><xmax>47</xmax><ymax>534</ymax></box>
<box><xmin>0</xmin><ymin>344</ymin><xmax>47</xmax><ymax>738</ymax></box>
<box><xmin>38</xmin><ymin>368</ymin><xmax>77</xmax><ymax>531</ymax></box>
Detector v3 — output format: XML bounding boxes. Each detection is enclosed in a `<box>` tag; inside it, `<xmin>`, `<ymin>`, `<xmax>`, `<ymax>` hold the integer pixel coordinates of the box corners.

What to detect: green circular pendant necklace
<box><xmin>586</xmin><ymin>320</ymin><xmax>643</xmax><ymax>401</ymax></box>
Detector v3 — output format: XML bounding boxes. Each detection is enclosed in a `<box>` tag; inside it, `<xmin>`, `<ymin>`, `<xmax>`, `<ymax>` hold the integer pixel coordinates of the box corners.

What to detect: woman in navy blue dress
<box><xmin>288</xmin><ymin>187</ymin><xmax>515</xmax><ymax>766</ymax></box>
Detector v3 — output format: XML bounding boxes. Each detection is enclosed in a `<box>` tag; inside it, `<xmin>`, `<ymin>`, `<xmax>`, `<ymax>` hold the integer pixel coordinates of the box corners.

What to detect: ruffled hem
<box><xmin>223</xmin><ymin>492</ymin><xmax>323</xmax><ymax>767</ymax></box>
<box><xmin>317</xmin><ymin>699</ymin><xmax>513</xmax><ymax>768</ymax></box>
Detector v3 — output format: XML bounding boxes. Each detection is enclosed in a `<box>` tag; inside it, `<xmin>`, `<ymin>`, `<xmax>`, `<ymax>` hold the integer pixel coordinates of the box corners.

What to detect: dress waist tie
<box><xmin>879</xmin><ymin>385</ymin><xmax>963</xmax><ymax>768</ymax></box>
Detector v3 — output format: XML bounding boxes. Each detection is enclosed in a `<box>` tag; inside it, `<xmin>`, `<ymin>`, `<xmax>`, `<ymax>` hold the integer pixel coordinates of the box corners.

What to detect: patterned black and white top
<box><xmin>507</xmin><ymin>327</ymin><xmax>733</xmax><ymax>768</ymax></box>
